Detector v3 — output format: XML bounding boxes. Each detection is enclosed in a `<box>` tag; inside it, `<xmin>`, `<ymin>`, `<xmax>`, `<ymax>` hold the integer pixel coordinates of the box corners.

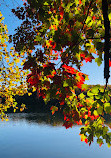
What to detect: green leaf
<box><xmin>97</xmin><ymin>118</ymin><xmax>103</xmax><ymax>125</ymax></box>
<box><xmin>75</xmin><ymin>0</ymin><xmax>79</xmax><ymax>6</ymax></box>
<box><xmin>95</xmin><ymin>57</ymin><xmax>102</xmax><ymax>66</ymax></box>
<box><xmin>85</xmin><ymin>42</ymin><xmax>91</xmax><ymax>47</ymax></box>
<box><xmin>65</xmin><ymin>2</ymin><xmax>74</xmax><ymax>12</ymax></box>
<box><xmin>35</xmin><ymin>36</ymin><xmax>42</xmax><ymax>42</ymax></box>
<box><xmin>103</xmin><ymin>126</ymin><xmax>108</xmax><ymax>135</ymax></box>
<box><xmin>104</xmin><ymin>94</ymin><xmax>110</xmax><ymax>102</ymax></box>
<box><xmin>97</xmin><ymin>100</ymin><xmax>103</xmax><ymax>106</ymax></box>
<box><xmin>63</xmin><ymin>80</ymin><xmax>69</xmax><ymax>87</ymax></box>
<box><xmin>91</xmin><ymin>85</ymin><xmax>100</xmax><ymax>95</ymax></box>
<box><xmin>44</xmin><ymin>2</ymin><xmax>49</xmax><ymax>5</ymax></box>
<box><xmin>97</xmin><ymin>105</ymin><xmax>103</xmax><ymax>115</ymax></box>
<box><xmin>81</xmin><ymin>84</ymin><xmax>89</xmax><ymax>90</ymax></box>
<box><xmin>95</xmin><ymin>94</ymin><xmax>102</xmax><ymax>99</ymax></box>
<box><xmin>78</xmin><ymin>93</ymin><xmax>85</xmax><ymax>99</ymax></box>
<box><xmin>104</xmin><ymin>103</ymin><xmax>111</xmax><ymax>113</ymax></box>
<box><xmin>107</xmin><ymin>143</ymin><xmax>111</xmax><ymax>148</ymax></box>
<box><xmin>82</xmin><ymin>0</ymin><xmax>85</xmax><ymax>5</ymax></box>
<box><xmin>72</xmin><ymin>99</ymin><xmax>77</xmax><ymax>107</ymax></box>
<box><xmin>97</xmin><ymin>138</ymin><xmax>103</xmax><ymax>145</ymax></box>
<box><xmin>93</xmin><ymin>110</ymin><xmax>98</xmax><ymax>116</ymax></box>
<box><xmin>1</xmin><ymin>38</ymin><xmax>5</xmax><ymax>43</ymax></box>
<box><xmin>109</xmin><ymin>12</ymin><xmax>111</xmax><ymax>20</ymax></box>
<box><xmin>86</xmin><ymin>16</ymin><xmax>91</xmax><ymax>25</ymax></box>
<box><xmin>99</xmin><ymin>87</ymin><xmax>104</xmax><ymax>92</ymax></box>
<box><xmin>87</xmin><ymin>90</ymin><xmax>94</xmax><ymax>97</ymax></box>
<box><xmin>81</xmin><ymin>108</ymin><xmax>87</xmax><ymax>113</ymax></box>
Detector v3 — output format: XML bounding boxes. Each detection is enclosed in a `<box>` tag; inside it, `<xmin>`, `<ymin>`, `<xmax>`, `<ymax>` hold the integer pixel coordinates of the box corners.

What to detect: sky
<box><xmin>0</xmin><ymin>0</ymin><xmax>110</xmax><ymax>86</ymax></box>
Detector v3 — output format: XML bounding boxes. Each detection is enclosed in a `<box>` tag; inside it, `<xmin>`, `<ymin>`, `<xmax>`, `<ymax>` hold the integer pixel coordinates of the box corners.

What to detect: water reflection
<box><xmin>7</xmin><ymin>113</ymin><xmax>111</xmax><ymax>127</ymax></box>
<box><xmin>0</xmin><ymin>113</ymin><xmax>111</xmax><ymax>158</ymax></box>
<box><xmin>8</xmin><ymin>113</ymin><xmax>64</xmax><ymax>126</ymax></box>
<box><xmin>7</xmin><ymin>113</ymin><xmax>111</xmax><ymax>146</ymax></box>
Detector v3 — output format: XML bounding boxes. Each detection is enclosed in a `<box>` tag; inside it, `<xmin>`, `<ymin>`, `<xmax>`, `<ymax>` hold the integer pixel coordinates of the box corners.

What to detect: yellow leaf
<box><xmin>32</xmin><ymin>87</ymin><xmax>36</xmax><ymax>92</ymax></box>
<box><xmin>6</xmin><ymin>118</ymin><xmax>9</xmax><ymax>121</ymax></box>
<box><xmin>10</xmin><ymin>47</ymin><xmax>14</xmax><ymax>50</ymax></box>
<box><xmin>80</xmin><ymin>134</ymin><xmax>86</xmax><ymax>141</ymax></box>
<box><xmin>9</xmin><ymin>97</ymin><xmax>13</xmax><ymax>102</ymax></box>
<box><xmin>21</xmin><ymin>103</ymin><xmax>26</xmax><ymax>108</ymax></box>
<box><xmin>109</xmin><ymin>12</ymin><xmax>111</xmax><ymax>20</ymax></box>
<box><xmin>15</xmin><ymin>59</ymin><xmax>20</xmax><ymax>63</ymax></box>
<box><xmin>20</xmin><ymin>108</ymin><xmax>23</xmax><ymax>112</ymax></box>
<box><xmin>0</xmin><ymin>12</ymin><xmax>2</xmax><ymax>17</ymax></box>
<box><xmin>14</xmin><ymin>109</ymin><xmax>16</xmax><ymax>113</ymax></box>
<box><xmin>28</xmin><ymin>92</ymin><xmax>32</xmax><ymax>96</ymax></box>
<box><xmin>21</xmin><ymin>62</ymin><xmax>24</xmax><ymax>66</ymax></box>
<box><xmin>9</xmin><ymin>62</ymin><xmax>14</xmax><ymax>66</ymax></box>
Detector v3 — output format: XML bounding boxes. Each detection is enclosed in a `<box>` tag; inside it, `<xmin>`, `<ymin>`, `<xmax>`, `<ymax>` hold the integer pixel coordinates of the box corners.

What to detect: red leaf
<box><xmin>99</xmin><ymin>143</ymin><xmax>103</xmax><ymax>147</ymax></box>
<box><xmin>60</xmin><ymin>101</ymin><xmax>64</xmax><ymax>105</ymax></box>
<box><xmin>85</xmin><ymin>56</ymin><xmax>94</xmax><ymax>63</ymax></box>
<box><xmin>76</xmin><ymin>119</ymin><xmax>82</xmax><ymax>125</ymax></box>
<box><xmin>63</xmin><ymin>122</ymin><xmax>73</xmax><ymax>129</ymax></box>
<box><xmin>64</xmin><ymin>115</ymin><xmax>67</xmax><ymax>121</ymax></box>
<box><xmin>79</xmin><ymin>0</ymin><xmax>82</xmax><ymax>5</ymax></box>
<box><xmin>80</xmin><ymin>53</ymin><xmax>85</xmax><ymax>59</ymax></box>
<box><xmin>62</xmin><ymin>64</ymin><xmax>77</xmax><ymax>74</ymax></box>
<box><xmin>109</xmin><ymin>59</ymin><xmax>111</xmax><ymax>67</ymax></box>
<box><xmin>85</xmin><ymin>138</ymin><xmax>88</xmax><ymax>144</ymax></box>
<box><xmin>50</xmin><ymin>106</ymin><xmax>58</xmax><ymax>115</ymax></box>
<box><xmin>92</xmin><ymin>16</ymin><xmax>96</xmax><ymax>21</ymax></box>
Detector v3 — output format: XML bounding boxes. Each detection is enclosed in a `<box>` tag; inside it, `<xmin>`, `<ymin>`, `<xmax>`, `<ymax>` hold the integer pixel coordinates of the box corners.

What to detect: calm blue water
<box><xmin>0</xmin><ymin>113</ymin><xmax>111</xmax><ymax>158</ymax></box>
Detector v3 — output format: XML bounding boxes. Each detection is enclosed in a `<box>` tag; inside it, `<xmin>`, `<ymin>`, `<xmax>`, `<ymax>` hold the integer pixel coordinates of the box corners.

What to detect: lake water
<box><xmin>0</xmin><ymin>113</ymin><xmax>111</xmax><ymax>158</ymax></box>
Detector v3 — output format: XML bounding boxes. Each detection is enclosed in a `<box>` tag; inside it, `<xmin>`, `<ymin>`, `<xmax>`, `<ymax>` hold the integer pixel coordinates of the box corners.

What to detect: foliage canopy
<box><xmin>0</xmin><ymin>0</ymin><xmax>111</xmax><ymax>146</ymax></box>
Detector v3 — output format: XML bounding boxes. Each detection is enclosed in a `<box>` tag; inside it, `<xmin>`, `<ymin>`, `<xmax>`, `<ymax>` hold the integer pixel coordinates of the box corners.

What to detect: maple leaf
<box><xmin>62</xmin><ymin>64</ymin><xmax>78</xmax><ymax>74</ymax></box>
<box><xmin>79</xmin><ymin>0</ymin><xmax>82</xmax><ymax>5</ymax></box>
<box><xmin>99</xmin><ymin>143</ymin><xmax>103</xmax><ymax>147</ymax></box>
<box><xmin>60</xmin><ymin>101</ymin><xmax>64</xmax><ymax>105</ymax></box>
<box><xmin>92</xmin><ymin>16</ymin><xmax>96</xmax><ymax>21</ymax></box>
<box><xmin>63</xmin><ymin>122</ymin><xmax>73</xmax><ymax>129</ymax></box>
<box><xmin>85</xmin><ymin>56</ymin><xmax>94</xmax><ymax>63</ymax></box>
<box><xmin>85</xmin><ymin>138</ymin><xmax>88</xmax><ymax>144</ymax></box>
<box><xmin>80</xmin><ymin>53</ymin><xmax>85</xmax><ymax>59</ymax></box>
<box><xmin>50</xmin><ymin>106</ymin><xmax>58</xmax><ymax>115</ymax></box>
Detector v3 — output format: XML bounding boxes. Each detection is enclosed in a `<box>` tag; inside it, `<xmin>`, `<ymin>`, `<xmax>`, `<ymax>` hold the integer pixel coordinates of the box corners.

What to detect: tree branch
<box><xmin>102</xmin><ymin>0</ymin><xmax>110</xmax><ymax>86</ymax></box>
<box><xmin>81</xmin><ymin>0</ymin><xmax>94</xmax><ymax>31</ymax></box>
